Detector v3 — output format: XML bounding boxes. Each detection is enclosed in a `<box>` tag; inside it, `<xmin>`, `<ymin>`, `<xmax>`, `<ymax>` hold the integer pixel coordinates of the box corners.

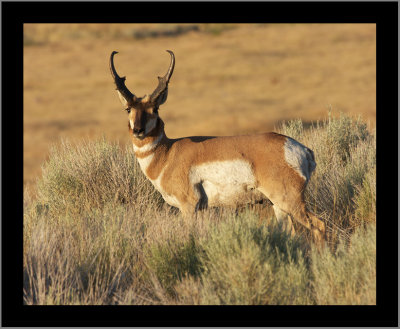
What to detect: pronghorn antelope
<box><xmin>110</xmin><ymin>50</ymin><xmax>326</xmax><ymax>244</ymax></box>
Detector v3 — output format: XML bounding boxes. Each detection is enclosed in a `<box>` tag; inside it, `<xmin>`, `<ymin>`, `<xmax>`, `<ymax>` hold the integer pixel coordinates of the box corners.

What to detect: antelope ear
<box><xmin>154</xmin><ymin>89</ymin><xmax>168</xmax><ymax>106</ymax></box>
<box><xmin>150</xmin><ymin>51</ymin><xmax>174</xmax><ymax>107</ymax></box>
<box><xmin>117</xmin><ymin>91</ymin><xmax>130</xmax><ymax>107</ymax></box>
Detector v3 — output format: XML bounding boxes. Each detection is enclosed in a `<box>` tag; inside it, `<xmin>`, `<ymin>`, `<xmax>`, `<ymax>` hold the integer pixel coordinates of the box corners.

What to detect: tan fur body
<box><xmin>130</xmin><ymin>117</ymin><xmax>324</xmax><ymax>245</ymax></box>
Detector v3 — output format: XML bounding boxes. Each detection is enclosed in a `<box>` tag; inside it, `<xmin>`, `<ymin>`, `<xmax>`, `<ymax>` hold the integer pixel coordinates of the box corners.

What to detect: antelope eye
<box><xmin>125</xmin><ymin>108</ymin><xmax>131</xmax><ymax>114</ymax></box>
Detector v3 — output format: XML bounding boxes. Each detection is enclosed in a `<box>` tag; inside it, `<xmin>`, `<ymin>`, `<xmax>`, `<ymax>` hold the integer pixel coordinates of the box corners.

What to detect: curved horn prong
<box><xmin>163</xmin><ymin>50</ymin><xmax>175</xmax><ymax>82</ymax></box>
<box><xmin>150</xmin><ymin>50</ymin><xmax>175</xmax><ymax>103</ymax></box>
<box><xmin>109</xmin><ymin>51</ymin><xmax>136</xmax><ymax>106</ymax></box>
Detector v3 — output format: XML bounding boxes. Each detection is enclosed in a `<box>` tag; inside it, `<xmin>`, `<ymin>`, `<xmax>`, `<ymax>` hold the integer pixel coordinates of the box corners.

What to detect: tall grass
<box><xmin>24</xmin><ymin>113</ymin><xmax>376</xmax><ymax>305</ymax></box>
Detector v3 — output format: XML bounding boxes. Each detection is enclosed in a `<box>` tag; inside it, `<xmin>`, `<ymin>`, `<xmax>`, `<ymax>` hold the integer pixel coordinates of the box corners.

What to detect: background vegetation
<box><xmin>24</xmin><ymin>115</ymin><xmax>376</xmax><ymax>305</ymax></box>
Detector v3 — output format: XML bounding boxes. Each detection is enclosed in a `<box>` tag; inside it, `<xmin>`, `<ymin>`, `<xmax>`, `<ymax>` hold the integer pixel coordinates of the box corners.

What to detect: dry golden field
<box><xmin>24</xmin><ymin>23</ymin><xmax>376</xmax><ymax>191</ymax></box>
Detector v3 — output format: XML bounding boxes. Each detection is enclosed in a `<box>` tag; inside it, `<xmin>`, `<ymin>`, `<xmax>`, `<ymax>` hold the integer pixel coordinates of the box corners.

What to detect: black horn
<box><xmin>109</xmin><ymin>51</ymin><xmax>136</xmax><ymax>106</ymax></box>
<box><xmin>150</xmin><ymin>50</ymin><xmax>175</xmax><ymax>103</ymax></box>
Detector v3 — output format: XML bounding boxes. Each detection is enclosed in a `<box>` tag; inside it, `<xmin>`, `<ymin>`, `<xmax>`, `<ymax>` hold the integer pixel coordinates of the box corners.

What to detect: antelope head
<box><xmin>110</xmin><ymin>50</ymin><xmax>175</xmax><ymax>139</ymax></box>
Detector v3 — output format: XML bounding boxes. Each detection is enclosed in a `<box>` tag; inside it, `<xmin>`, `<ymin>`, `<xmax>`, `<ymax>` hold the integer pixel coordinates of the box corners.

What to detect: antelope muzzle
<box><xmin>132</xmin><ymin>111</ymin><xmax>147</xmax><ymax>139</ymax></box>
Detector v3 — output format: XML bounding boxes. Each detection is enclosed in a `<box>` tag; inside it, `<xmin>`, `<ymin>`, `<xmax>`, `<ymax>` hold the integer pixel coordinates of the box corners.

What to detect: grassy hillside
<box><xmin>23</xmin><ymin>23</ymin><xmax>376</xmax><ymax>190</ymax></box>
<box><xmin>24</xmin><ymin>114</ymin><xmax>376</xmax><ymax>305</ymax></box>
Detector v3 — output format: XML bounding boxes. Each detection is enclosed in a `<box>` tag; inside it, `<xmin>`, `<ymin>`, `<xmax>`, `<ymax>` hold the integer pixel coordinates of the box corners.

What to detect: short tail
<box><xmin>305</xmin><ymin>147</ymin><xmax>316</xmax><ymax>177</ymax></box>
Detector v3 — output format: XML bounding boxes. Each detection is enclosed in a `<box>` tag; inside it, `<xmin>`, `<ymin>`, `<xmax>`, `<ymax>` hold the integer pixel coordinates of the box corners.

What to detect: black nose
<box><xmin>133</xmin><ymin>127</ymin><xmax>144</xmax><ymax>135</ymax></box>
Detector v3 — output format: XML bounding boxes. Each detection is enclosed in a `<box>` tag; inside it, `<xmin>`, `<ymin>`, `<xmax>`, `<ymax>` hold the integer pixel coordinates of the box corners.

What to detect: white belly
<box><xmin>189</xmin><ymin>159</ymin><xmax>257</xmax><ymax>207</ymax></box>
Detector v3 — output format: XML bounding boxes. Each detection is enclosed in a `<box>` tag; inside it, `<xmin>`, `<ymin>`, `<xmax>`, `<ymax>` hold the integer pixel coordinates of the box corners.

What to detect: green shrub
<box><xmin>325</xmin><ymin>112</ymin><xmax>369</xmax><ymax>162</ymax></box>
<box><xmin>354</xmin><ymin>166</ymin><xmax>376</xmax><ymax>225</ymax></box>
<box><xmin>190</xmin><ymin>211</ymin><xmax>313</xmax><ymax>305</ymax></box>
<box><xmin>311</xmin><ymin>223</ymin><xmax>376</xmax><ymax>305</ymax></box>
<box><xmin>37</xmin><ymin>138</ymin><xmax>163</xmax><ymax>215</ymax></box>
<box><xmin>146</xmin><ymin>233</ymin><xmax>203</xmax><ymax>297</ymax></box>
<box><xmin>279</xmin><ymin>118</ymin><xmax>304</xmax><ymax>141</ymax></box>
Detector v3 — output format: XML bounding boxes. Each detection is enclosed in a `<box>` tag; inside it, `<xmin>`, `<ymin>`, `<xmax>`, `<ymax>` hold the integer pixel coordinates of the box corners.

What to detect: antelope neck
<box><xmin>132</xmin><ymin>118</ymin><xmax>166</xmax><ymax>157</ymax></box>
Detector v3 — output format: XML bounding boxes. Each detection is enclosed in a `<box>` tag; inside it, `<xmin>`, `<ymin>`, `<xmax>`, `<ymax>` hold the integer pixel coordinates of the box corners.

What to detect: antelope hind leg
<box><xmin>308</xmin><ymin>212</ymin><xmax>326</xmax><ymax>247</ymax></box>
<box><xmin>273</xmin><ymin>205</ymin><xmax>296</xmax><ymax>237</ymax></box>
<box><xmin>308</xmin><ymin>212</ymin><xmax>326</xmax><ymax>235</ymax></box>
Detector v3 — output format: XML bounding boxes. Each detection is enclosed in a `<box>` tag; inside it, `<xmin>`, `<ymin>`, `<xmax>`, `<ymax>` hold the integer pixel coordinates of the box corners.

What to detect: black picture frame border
<box><xmin>2</xmin><ymin>1</ymin><xmax>398</xmax><ymax>327</ymax></box>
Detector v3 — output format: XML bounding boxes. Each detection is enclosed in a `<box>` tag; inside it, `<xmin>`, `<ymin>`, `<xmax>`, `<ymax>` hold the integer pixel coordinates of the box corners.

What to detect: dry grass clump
<box><xmin>24</xmin><ymin>113</ymin><xmax>376</xmax><ymax>305</ymax></box>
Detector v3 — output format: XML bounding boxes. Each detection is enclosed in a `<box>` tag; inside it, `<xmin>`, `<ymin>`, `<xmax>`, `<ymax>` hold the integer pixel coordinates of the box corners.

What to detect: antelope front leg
<box><xmin>194</xmin><ymin>182</ymin><xmax>208</xmax><ymax>212</ymax></box>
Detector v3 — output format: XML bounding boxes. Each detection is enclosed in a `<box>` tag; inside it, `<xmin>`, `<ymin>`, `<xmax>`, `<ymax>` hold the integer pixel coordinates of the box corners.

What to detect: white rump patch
<box><xmin>284</xmin><ymin>137</ymin><xmax>315</xmax><ymax>181</ymax></box>
<box><xmin>189</xmin><ymin>160</ymin><xmax>257</xmax><ymax>207</ymax></box>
